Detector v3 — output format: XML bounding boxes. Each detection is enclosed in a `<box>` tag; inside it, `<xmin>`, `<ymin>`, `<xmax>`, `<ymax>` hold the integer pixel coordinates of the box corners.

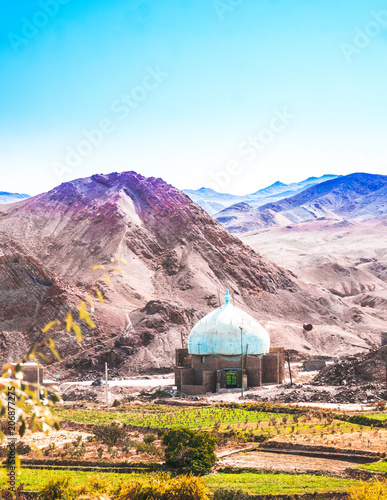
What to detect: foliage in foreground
<box><xmin>0</xmin><ymin>257</ymin><xmax>125</xmax><ymax>445</ymax></box>
<box><xmin>35</xmin><ymin>473</ymin><xmax>211</xmax><ymax>500</ymax></box>
<box><xmin>212</xmin><ymin>489</ymin><xmax>249</xmax><ymax>500</ymax></box>
<box><xmin>348</xmin><ymin>480</ymin><xmax>387</xmax><ymax>500</ymax></box>
<box><xmin>162</xmin><ymin>428</ymin><xmax>217</xmax><ymax>476</ymax></box>
<box><xmin>0</xmin><ymin>468</ymin><xmax>361</xmax><ymax>497</ymax></box>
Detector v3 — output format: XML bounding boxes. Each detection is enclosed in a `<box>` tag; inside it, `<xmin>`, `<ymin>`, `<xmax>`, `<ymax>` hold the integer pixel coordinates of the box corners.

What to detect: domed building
<box><xmin>174</xmin><ymin>290</ymin><xmax>285</xmax><ymax>395</ymax></box>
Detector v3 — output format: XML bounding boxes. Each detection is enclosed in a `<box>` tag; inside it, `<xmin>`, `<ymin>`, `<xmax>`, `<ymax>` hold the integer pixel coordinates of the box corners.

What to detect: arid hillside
<box><xmin>0</xmin><ymin>172</ymin><xmax>384</xmax><ymax>377</ymax></box>
<box><xmin>243</xmin><ymin>218</ymin><xmax>387</xmax><ymax>343</ymax></box>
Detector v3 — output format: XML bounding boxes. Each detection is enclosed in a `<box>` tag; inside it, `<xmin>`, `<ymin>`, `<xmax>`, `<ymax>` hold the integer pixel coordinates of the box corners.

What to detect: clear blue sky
<box><xmin>1</xmin><ymin>0</ymin><xmax>386</xmax><ymax>195</ymax></box>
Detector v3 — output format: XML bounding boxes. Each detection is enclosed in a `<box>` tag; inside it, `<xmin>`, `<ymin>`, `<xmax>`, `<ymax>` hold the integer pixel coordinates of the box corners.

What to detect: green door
<box><xmin>226</xmin><ymin>371</ymin><xmax>237</xmax><ymax>388</ymax></box>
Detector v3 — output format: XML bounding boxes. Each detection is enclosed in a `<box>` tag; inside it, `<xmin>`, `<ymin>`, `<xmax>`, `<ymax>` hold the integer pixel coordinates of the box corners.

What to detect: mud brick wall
<box><xmin>175</xmin><ymin>348</ymin><xmax>189</xmax><ymax>367</ymax></box>
<box><xmin>262</xmin><ymin>354</ymin><xmax>280</xmax><ymax>383</ymax></box>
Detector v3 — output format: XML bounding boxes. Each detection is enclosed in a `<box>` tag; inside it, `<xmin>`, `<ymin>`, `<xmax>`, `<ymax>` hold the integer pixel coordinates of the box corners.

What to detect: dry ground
<box><xmin>218</xmin><ymin>450</ymin><xmax>359</xmax><ymax>475</ymax></box>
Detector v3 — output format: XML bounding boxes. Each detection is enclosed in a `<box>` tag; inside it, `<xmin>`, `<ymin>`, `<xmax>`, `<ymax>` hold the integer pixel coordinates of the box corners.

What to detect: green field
<box><xmin>56</xmin><ymin>405</ymin><xmax>362</xmax><ymax>439</ymax></box>
<box><xmin>57</xmin><ymin>405</ymin><xmax>284</xmax><ymax>428</ymax></box>
<box><xmin>0</xmin><ymin>469</ymin><xmax>360</xmax><ymax>495</ymax></box>
<box><xmin>363</xmin><ymin>414</ymin><xmax>387</xmax><ymax>421</ymax></box>
<box><xmin>205</xmin><ymin>473</ymin><xmax>359</xmax><ymax>495</ymax></box>
<box><xmin>358</xmin><ymin>461</ymin><xmax>387</xmax><ymax>473</ymax></box>
<box><xmin>0</xmin><ymin>469</ymin><xmax>128</xmax><ymax>490</ymax></box>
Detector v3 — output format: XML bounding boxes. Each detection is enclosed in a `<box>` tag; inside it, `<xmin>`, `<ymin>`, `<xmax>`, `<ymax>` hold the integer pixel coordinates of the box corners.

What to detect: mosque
<box><xmin>174</xmin><ymin>290</ymin><xmax>285</xmax><ymax>395</ymax></box>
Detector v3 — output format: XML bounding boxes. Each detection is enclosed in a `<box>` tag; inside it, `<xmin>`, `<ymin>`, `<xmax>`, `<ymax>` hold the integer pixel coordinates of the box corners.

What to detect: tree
<box><xmin>162</xmin><ymin>428</ymin><xmax>217</xmax><ymax>476</ymax></box>
<box><xmin>0</xmin><ymin>256</ymin><xmax>127</xmax><ymax>444</ymax></box>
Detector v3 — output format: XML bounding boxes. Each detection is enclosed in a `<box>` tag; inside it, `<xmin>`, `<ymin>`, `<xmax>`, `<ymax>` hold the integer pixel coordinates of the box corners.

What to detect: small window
<box><xmin>201</xmin><ymin>356</ymin><xmax>205</xmax><ymax>364</ymax></box>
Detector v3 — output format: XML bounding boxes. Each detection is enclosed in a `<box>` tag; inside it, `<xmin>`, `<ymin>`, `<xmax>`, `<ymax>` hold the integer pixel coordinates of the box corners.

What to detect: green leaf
<box><xmin>19</xmin><ymin>418</ymin><xmax>26</xmax><ymax>437</ymax></box>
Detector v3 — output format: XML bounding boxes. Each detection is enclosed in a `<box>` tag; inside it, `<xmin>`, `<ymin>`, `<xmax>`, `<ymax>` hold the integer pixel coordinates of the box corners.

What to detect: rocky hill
<box><xmin>0</xmin><ymin>172</ymin><xmax>384</xmax><ymax>378</ymax></box>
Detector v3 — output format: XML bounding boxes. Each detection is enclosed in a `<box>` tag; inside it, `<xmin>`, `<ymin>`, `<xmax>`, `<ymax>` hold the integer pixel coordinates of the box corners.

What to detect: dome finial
<box><xmin>224</xmin><ymin>289</ymin><xmax>232</xmax><ymax>305</ymax></box>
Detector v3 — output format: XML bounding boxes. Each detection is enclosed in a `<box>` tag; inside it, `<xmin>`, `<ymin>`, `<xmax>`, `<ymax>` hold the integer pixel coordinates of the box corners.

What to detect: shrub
<box><xmin>135</xmin><ymin>442</ymin><xmax>162</xmax><ymax>457</ymax></box>
<box><xmin>348</xmin><ymin>480</ymin><xmax>387</xmax><ymax>500</ymax></box>
<box><xmin>162</xmin><ymin>428</ymin><xmax>217</xmax><ymax>475</ymax></box>
<box><xmin>93</xmin><ymin>422</ymin><xmax>123</xmax><ymax>446</ymax></box>
<box><xmin>113</xmin><ymin>473</ymin><xmax>211</xmax><ymax>500</ymax></box>
<box><xmin>212</xmin><ymin>488</ymin><xmax>250</xmax><ymax>500</ymax></box>
<box><xmin>39</xmin><ymin>475</ymin><xmax>111</xmax><ymax>500</ymax></box>
<box><xmin>39</xmin><ymin>477</ymin><xmax>71</xmax><ymax>500</ymax></box>
<box><xmin>15</xmin><ymin>441</ymin><xmax>31</xmax><ymax>455</ymax></box>
<box><xmin>143</xmin><ymin>433</ymin><xmax>157</xmax><ymax>444</ymax></box>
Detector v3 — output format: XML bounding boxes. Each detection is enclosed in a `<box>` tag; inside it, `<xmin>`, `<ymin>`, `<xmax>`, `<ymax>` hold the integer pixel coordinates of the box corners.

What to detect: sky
<box><xmin>0</xmin><ymin>0</ymin><xmax>387</xmax><ymax>196</ymax></box>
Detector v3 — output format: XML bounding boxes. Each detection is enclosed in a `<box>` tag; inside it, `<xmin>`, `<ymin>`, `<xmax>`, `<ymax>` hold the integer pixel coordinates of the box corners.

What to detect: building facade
<box><xmin>174</xmin><ymin>290</ymin><xmax>285</xmax><ymax>395</ymax></box>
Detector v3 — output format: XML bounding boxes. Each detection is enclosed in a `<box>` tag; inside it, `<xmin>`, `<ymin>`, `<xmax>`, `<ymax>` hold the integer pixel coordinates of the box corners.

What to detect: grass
<box><xmin>205</xmin><ymin>473</ymin><xmax>359</xmax><ymax>495</ymax></box>
<box><xmin>0</xmin><ymin>469</ymin><xmax>134</xmax><ymax>490</ymax></box>
<box><xmin>358</xmin><ymin>462</ymin><xmax>387</xmax><ymax>473</ymax></box>
<box><xmin>0</xmin><ymin>469</ymin><xmax>359</xmax><ymax>495</ymax></box>
<box><xmin>363</xmin><ymin>414</ymin><xmax>387</xmax><ymax>421</ymax></box>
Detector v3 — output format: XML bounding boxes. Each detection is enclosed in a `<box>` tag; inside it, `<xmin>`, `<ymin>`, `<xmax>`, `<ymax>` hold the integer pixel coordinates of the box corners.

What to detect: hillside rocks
<box><xmin>255</xmin><ymin>384</ymin><xmax>386</xmax><ymax>404</ymax></box>
<box><xmin>312</xmin><ymin>347</ymin><xmax>387</xmax><ymax>387</ymax></box>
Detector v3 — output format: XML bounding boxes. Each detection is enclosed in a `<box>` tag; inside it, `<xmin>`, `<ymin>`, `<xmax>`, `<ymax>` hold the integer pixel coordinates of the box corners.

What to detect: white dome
<box><xmin>188</xmin><ymin>290</ymin><xmax>270</xmax><ymax>356</ymax></box>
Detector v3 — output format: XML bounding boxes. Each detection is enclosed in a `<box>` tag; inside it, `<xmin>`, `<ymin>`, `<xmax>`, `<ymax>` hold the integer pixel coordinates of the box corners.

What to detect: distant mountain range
<box><xmin>215</xmin><ymin>173</ymin><xmax>387</xmax><ymax>234</ymax></box>
<box><xmin>183</xmin><ymin>175</ymin><xmax>339</xmax><ymax>215</ymax></box>
<box><xmin>0</xmin><ymin>192</ymin><xmax>30</xmax><ymax>204</ymax></box>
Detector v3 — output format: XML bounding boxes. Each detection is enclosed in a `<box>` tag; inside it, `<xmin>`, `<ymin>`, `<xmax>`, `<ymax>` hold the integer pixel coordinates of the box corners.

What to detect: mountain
<box><xmin>216</xmin><ymin>173</ymin><xmax>387</xmax><ymax>233</ymax></box>
<box><xmin>0</xmin><ymin>192</ymin><xmax>30</xmax><ymax>204</ymax></box>
<box><xmin>246</xmin><ymin>175</ymin><xmax>340</xmax><ymax>205</ymax></box>
<box><xmin>237</xmin><ymin>174</ymin><xmax>387</xmax><ymax>334</ymax></box>
<box><xmin>183</xmin><ymin>175</ymin><xmax>339</xmax><ymax>215</ymax></box>
<box><xmin>0</xmin><ymin>171</ymin><xmax>384</xmax><ymax>378</ymax></box>
<box><xmin>182</xmin><ymin>188</ymin><xmax>244</xmax><ymax>215</ymax></box>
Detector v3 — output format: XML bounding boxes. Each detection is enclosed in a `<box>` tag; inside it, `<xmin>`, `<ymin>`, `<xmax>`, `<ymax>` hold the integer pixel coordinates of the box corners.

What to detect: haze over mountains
<box><xmin>183</xmin><ymin>175</ymin><xmax>339</xmax><ymax>215</ymax></box>
<box><xmin>0</xmin><ymin>192</ymin><xmax>30</xmax><ymax>204</ymax></box>
<box><xmin>0</xmin><ymin>171</ymin><xmax>384</xmax><ymax>378</ymax></box>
